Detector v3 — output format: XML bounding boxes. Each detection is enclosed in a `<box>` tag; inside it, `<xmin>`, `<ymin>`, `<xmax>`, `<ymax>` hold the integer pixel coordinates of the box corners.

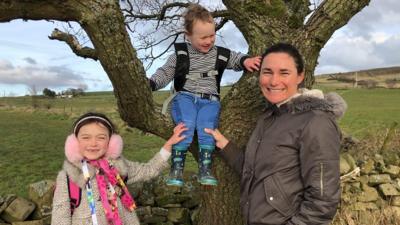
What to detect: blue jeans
<box><xmin>171</xmin><ymin>92</ymin><xmax>221</xmax><ymax>149</ymax></box>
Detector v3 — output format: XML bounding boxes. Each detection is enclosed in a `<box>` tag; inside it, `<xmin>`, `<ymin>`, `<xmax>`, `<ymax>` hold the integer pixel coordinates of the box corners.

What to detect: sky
<box><xmin>0</xmin><ymin>0</ymin><xmax>399</xmax><ymax>96</ymax></box>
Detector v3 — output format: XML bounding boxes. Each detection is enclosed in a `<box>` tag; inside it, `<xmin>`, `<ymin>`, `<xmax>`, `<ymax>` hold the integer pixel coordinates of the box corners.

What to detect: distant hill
<box><xmin>317</xmin><ymin>66</ymin><xmax>400</xmax><ymax>78</ymax></box>
<box><xmin>315</xmin><ymin>66</ymin><xmax>400</xmax><ymax>88</ymax></box>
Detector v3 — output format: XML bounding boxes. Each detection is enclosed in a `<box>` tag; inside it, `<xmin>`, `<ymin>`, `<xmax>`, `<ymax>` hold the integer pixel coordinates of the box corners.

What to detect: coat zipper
<box><xmin>320</xmin><ymin>162</ymin><xmax>324</xmax><ymax>197</ymax></box>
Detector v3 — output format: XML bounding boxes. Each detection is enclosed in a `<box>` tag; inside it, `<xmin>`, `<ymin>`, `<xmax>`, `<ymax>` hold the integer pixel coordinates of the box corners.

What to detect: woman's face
<box><xmin>77</xmin><ymin>122</ymin><xmax>110</xmax><ymax>160</ymax></box>
<box><xmin>259</xmin><ymin>52</ymin><xmax>304</xmax><ymax>104</ymax></box>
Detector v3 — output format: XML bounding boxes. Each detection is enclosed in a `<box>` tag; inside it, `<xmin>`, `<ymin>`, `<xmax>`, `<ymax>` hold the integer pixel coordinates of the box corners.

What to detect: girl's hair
<box><xmin>183</xmin><ymin>3</ymin><xmax>214</xmax><ymax>34</ymax></box>
<box><xmin>73</xmin><ymin>112</ymin><xmax>115</xmax><ymax>136</ymax></box>
<box><xmin>261</xmin><ymin>43</ymin><xmax>305</xmax><ymax>74</ymax></box>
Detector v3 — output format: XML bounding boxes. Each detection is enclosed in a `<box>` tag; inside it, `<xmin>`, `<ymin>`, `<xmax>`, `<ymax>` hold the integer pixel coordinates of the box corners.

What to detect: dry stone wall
<box><xmin>2</xmin><ymin>154</ymin><xmax>400</xmax><ymax>224</ymax></box>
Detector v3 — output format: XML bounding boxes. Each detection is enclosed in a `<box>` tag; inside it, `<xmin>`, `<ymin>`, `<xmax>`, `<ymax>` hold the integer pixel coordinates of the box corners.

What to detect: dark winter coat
<box><xmin>221</xmin><ymin>92</ymin><xmax>345</xmax><ymax>225</ymax></box>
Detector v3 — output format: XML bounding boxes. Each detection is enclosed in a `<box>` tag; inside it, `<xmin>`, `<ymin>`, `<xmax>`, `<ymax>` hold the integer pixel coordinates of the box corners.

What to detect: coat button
<box><xmin>257</xmin><ymin>139</ymin><xmax>261</xmax><ymax>143</ymax></box>
<box><xmin>269</xmin><ymin>197</ymin><xmax>274</xmax><ymax>201</ymax></box>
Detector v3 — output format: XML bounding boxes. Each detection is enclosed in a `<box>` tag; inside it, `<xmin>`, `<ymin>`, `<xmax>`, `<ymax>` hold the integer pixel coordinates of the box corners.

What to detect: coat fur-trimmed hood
<box><xmin>269</xmin><ymin>89</ymin><xmax>347</xmax><ymax>119</ymax></box>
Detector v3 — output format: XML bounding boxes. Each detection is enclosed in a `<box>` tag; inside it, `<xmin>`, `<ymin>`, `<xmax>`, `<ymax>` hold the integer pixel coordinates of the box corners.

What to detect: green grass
<box><xmin>314</xmin><ymin>86</ymin><xmax>400</xmax><ymax>138</ymax></box>
<box><xmin>0</xmin><ymin>87</ymin><xmax>399</xmax><ymax>197</ymax></box>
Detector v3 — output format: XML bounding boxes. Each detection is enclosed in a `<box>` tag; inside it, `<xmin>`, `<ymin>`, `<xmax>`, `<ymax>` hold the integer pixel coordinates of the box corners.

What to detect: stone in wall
<box><xmin>0</xmin><ymin>195</ymin><xmax>16</xmax><ymax>215</ymax></box>
<box><xmin>383</xmin><ymin>165</ymin><xmax>400</xmax><ymax>178</ymax></box>
<box><xmin>28</xmin><ymin>180</ymin><xmax>55</xmax><ymax>220</ymax></box>
<box><xmin>391</xmin><ymin>196</ymin><xmax>400</xmax><ymax>206</ymax></box>
<box><xmin>368</xmin><ymin>174</ymin><xmax>392</xmax><ymax>186</ymax></box>
<box><xmin>357</xmin><ymin>184</ymin><xmax>379</xmax><ymax>202</ymax></box>
<box><xmin>167</xmin><ymin>208</ymin><xmax>190</xmax><ymax>224</ymax></box>
<box><xmin>379</xmin><ymin>183</ymin><xmax>400</xmax><ymax>197</ymax></box>
<box><xmin>0</xmin><ymin>197</ymin><xmax>35</xmax><ymax>223</ymax></box>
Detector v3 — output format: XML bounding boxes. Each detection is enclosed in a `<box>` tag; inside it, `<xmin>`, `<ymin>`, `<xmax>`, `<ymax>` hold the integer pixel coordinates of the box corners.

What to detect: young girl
<box><xmin>149</xmin><ymin>3</ymin><xmax>261</xmax><ymax>187</ymax></box>
<box><xmin>51</xmin><ymin>112</ymin><xmax>186</xmax><ymax>225</ymax></box>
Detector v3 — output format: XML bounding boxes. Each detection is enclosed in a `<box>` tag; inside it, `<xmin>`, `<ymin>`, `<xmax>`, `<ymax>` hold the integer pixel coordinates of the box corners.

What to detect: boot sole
<box><xmin>166</xmin><ymin>179</ymin><xmax>184</xmax><ymax>187</ymax></box>
<box><xmin>199</xmin><ymin>179</ymin><xmax>218</xmax><ymax>186</ymax></box>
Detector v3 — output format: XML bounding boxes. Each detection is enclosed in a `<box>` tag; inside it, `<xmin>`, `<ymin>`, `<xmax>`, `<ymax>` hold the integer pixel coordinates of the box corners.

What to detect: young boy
<box><xmin>149</xmin><ymin>3</ymin><xmax>261</xmax><ymax>186</ymax></box>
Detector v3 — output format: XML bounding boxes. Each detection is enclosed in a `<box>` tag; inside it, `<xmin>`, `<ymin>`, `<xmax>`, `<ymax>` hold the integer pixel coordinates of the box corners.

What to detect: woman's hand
<box><xmin>204</xmin><ymin>128</ymin><xmax>229</xmax><ymax>150</ymax></box>
<box><xmin>163</xmin><ymin>123</ymin><xmax>187</xmax><ymax>152</ymax></box>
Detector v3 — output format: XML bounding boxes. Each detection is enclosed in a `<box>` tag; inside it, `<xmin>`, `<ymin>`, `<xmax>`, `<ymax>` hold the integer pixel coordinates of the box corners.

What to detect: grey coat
<box><xmin>221</xmin><ymin>93</ymin><xmax>345</xmax><ymax>225</ymax></box>
<box><xmin>51</xmin><ymin>153</ymin><xmax>169</xmax><ymax>225</ymax></box>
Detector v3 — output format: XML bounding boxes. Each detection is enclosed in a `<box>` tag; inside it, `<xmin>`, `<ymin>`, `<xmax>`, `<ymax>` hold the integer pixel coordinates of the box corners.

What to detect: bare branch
<box><xmin>123</xmin><ymin>1</ymin><xmax>230</xmax><ymax>70</ymax></box>
<box><xmin>49</xmin><ymin>28</ymin><xmax>98</xmax><ymax>60</ymax></box>
<box><xmin>123</xmin><ymin>2</ymin><xmax>190</xmax><ymax>21</ymax></box>
<box><xmin>305</xmin><ymin>0</ymin><xmax>371</xmax><ymax>44</ymax></box>
<box><xmin>143</xmin><ymin>32</ymin><xmax>181</xmax><ymax>70</ymax></box>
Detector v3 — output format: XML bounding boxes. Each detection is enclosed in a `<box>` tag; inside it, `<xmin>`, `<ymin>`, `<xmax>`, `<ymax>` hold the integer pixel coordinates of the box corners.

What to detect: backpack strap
<box><xmin>215</xmin><ymin>46</ymin><xmax>230</xmax><ymax>94</ymax></box>
<box><xmin>67</xmin><ymin>175</ymin><xmax>82</xmax><ymax>215</ymax></box>
<box><xmin>173</xmin><ymin>43</ymin><xmax>190</xmax><ymax>92</ymax></box>
<box><xmin>172</xmin><ymin>43</ymin><xmax>231</xmax><ymax>94</ymax></box>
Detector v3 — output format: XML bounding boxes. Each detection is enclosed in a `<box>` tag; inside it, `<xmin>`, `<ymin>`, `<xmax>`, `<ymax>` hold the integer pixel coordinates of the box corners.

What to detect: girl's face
<box><xmin>186</xmin><ymin>20</ymin><xmax>216</xmax><ymax>53</ymax></box>
<box><xmin>259</xmin><ymin>52</ymin><xmax>304</xmax><ymax>104</ymax></box>
<box><xmin>77</xmin><ymin>122</ymin><xmax>110</xmax><ymax>160</ymax></box>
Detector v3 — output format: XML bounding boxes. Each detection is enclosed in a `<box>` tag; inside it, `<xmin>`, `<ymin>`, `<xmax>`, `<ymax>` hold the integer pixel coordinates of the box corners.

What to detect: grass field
<box><xmin>0</xmin><ymin>86</ymin><xmax>399</xmax><ymax>197</ymax></box>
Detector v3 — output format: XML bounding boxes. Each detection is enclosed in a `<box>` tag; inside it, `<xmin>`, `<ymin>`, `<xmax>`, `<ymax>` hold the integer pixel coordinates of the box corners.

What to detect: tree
<box><xmin>0</xmin><ymin>1</ymin><xmax>371</xmax><ymax>224</ymax></box>
<box><xmin>385</xmin><ymin>78</ymin><xmax>398</xmax><ymax>89</ymax></box>
<box><xmin>63</xmin><ymin>87</ymin><xmax>85</xmax><ymax>97</ymax></box>
<box><xmin>27</xmin><ymin>84</ymin><xmax>39</xmax><ymax>108</ymax></box>
<box><xmin>42</xmin><ymin>88</ymin><xmax>56</xmax><ymax>98</ymax></box>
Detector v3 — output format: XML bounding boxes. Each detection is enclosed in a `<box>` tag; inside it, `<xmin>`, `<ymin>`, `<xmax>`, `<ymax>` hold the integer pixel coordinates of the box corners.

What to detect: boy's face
<box><xmin>186</xmin><ymin>20</ymin><xmax>216</xmax><ymax>53</ymax></box>
<box><xmin>77</xmin><ymin>122</ymin><xmax>110</xmax><ymax>160</ymax></box>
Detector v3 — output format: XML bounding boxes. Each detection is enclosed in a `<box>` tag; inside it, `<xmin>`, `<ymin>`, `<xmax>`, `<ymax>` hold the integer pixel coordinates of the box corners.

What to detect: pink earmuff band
<box><xmin>65</xmin><ymin>134</ymin><xmax>123</xmax><ymax>163</ymax></box>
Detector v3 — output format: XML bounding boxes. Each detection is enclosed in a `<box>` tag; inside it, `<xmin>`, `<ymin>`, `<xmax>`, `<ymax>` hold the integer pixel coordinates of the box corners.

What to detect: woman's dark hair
<box><xmin>261</xmin><ymin>43</ymin><xmax>304</xmax><ymax>74</ymax></box>
<box><xmin>73</xmin><ymin>112</ymin><xmax>115</xmax><ymax>136</ymax></box>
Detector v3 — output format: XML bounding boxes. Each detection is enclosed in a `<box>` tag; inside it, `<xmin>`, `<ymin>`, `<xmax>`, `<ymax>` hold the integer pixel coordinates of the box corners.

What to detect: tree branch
<box><xmin>305</xmin><ymin>0</ymin><xmax>371</xmax><ymax>46</ymax></box>
<box><xmin>49</xmin><ymin>28</ymin><xmax>98</xmax><ymax>60</ymax></box>
<box><xmin>123</xmin><ymin>2</ymin><xmax>190</xmax><ymax>21</ymax></box>
<box><xmin>0</xmin><ymin>0</ymin><xmax>78</xmax><ymax>22</ymax></box>
<box><xmin>123</xmin><ymin>2</ymin><xmax>229</xmax><ymax>21</ymax></box>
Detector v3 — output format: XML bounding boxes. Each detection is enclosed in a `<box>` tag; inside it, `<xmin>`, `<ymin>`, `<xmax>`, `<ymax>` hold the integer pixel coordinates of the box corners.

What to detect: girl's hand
<box><xmin>163</xmin><ymin>123</ymin><xmax>187</xmax><ymax>152</ymax></box>
<box><xmin>204</xmin><ymin>128</ymin><xmax>229</xmax><ymax>150</ymax></box>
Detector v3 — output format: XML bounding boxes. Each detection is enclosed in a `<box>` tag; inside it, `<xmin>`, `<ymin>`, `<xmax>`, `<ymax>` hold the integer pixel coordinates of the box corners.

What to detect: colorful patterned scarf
<box><xmin>90</xmin><ymin>159</ymin><xmax>136</xmax><ymax>225</ymax></box>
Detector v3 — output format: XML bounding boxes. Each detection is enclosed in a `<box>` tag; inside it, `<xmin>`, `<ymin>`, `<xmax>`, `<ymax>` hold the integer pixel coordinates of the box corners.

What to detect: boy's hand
<box><xmin>244</xmin><ymin>56</ymin><xmax>261</xmax><ymax>72</ymax></box>
<box><xmin>163</xmin><ymin>123</ymin><xmax>187</xmax><ymax>152</ymax></box>
<box><xmin>204</xmin><ymin>128</ymin><xmax>229</xmax><ymax>150</ymax></box>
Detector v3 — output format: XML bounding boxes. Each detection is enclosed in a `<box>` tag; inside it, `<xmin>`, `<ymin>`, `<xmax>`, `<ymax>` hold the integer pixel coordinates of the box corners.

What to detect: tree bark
<box><xmin>0</xmin><ymin>0</ymin><xmax>371</xmax><ymax>224</ymax></box>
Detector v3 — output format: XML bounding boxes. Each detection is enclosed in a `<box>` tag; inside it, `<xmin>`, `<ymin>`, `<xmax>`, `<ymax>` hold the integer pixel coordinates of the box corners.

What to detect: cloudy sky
<box><xmin>0</xmin><ymin>0</ymin><xmax>399</xmax><ymax>96</ymax></box>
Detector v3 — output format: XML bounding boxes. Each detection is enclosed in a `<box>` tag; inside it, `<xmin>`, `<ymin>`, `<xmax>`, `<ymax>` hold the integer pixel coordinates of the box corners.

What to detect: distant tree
<box><xmin>358</xmin><ymin>79</ymin><xmax>378</xmax><ymax>89</ymax></box>
<box><xmin>27</xmin><ymin>84</ymin><xmax>39</xmax><ymax>108</ymax></box>
<box><xmin>63</xmin><ymin>88</ymin><xmax>85</xmax><ymax>97</ymax></box>
<box><xmin>385</xmin><ymin>78</ymin><xmax>398</xmax><ymax>89</ymax></box>
<box><xmin>42</xmin><ymin>88</ymin><xmax>56</xmax><ymax>98</ymax></box>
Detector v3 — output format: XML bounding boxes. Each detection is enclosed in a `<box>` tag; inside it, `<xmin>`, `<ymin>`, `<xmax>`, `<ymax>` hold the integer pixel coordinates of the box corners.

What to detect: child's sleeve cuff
<box><xmin>159</xmin><ymin>147</ymin><xmax>171</xmax><ymax>160</ymax></box>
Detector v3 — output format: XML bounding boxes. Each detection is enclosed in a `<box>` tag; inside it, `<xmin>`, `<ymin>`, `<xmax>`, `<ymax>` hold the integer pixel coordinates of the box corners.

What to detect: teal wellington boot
<box><xmin>198</xmin><ymin>145</ymin><xmax>218</xmax><ymax>186</ymax></box>
<box><xmin>166</xmin><ymin>146</ymin><xmax>187</xmax><ymax>187</ymax></box>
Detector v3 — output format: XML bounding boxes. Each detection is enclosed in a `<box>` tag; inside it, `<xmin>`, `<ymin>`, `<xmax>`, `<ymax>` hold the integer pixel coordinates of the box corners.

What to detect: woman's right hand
<box><xmin>204</xmin><ymin>128</ymin><xmax>229</xmax><ymax>150</ymax></box>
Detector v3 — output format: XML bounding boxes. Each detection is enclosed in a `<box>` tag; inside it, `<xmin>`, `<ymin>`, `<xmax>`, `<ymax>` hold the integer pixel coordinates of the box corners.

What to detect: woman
<box><xmin>205</xmin><ymin>43</ymin><xmax>345</xmax><ymax>225</ymax></box>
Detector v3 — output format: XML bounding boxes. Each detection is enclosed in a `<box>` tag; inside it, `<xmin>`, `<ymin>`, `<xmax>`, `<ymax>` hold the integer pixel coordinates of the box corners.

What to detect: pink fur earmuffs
<box><xmin>65</xmin><ymin>134</ymin><xmax>123</xmax><ymax>163</ymax></box>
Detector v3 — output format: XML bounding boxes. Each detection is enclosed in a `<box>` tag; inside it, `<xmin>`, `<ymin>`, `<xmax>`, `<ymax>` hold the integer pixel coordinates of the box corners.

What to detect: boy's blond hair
<box><xmin>183</xmin><ymin>3</ymin><xmax>214</xmax><ymax>34</ymax></box>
